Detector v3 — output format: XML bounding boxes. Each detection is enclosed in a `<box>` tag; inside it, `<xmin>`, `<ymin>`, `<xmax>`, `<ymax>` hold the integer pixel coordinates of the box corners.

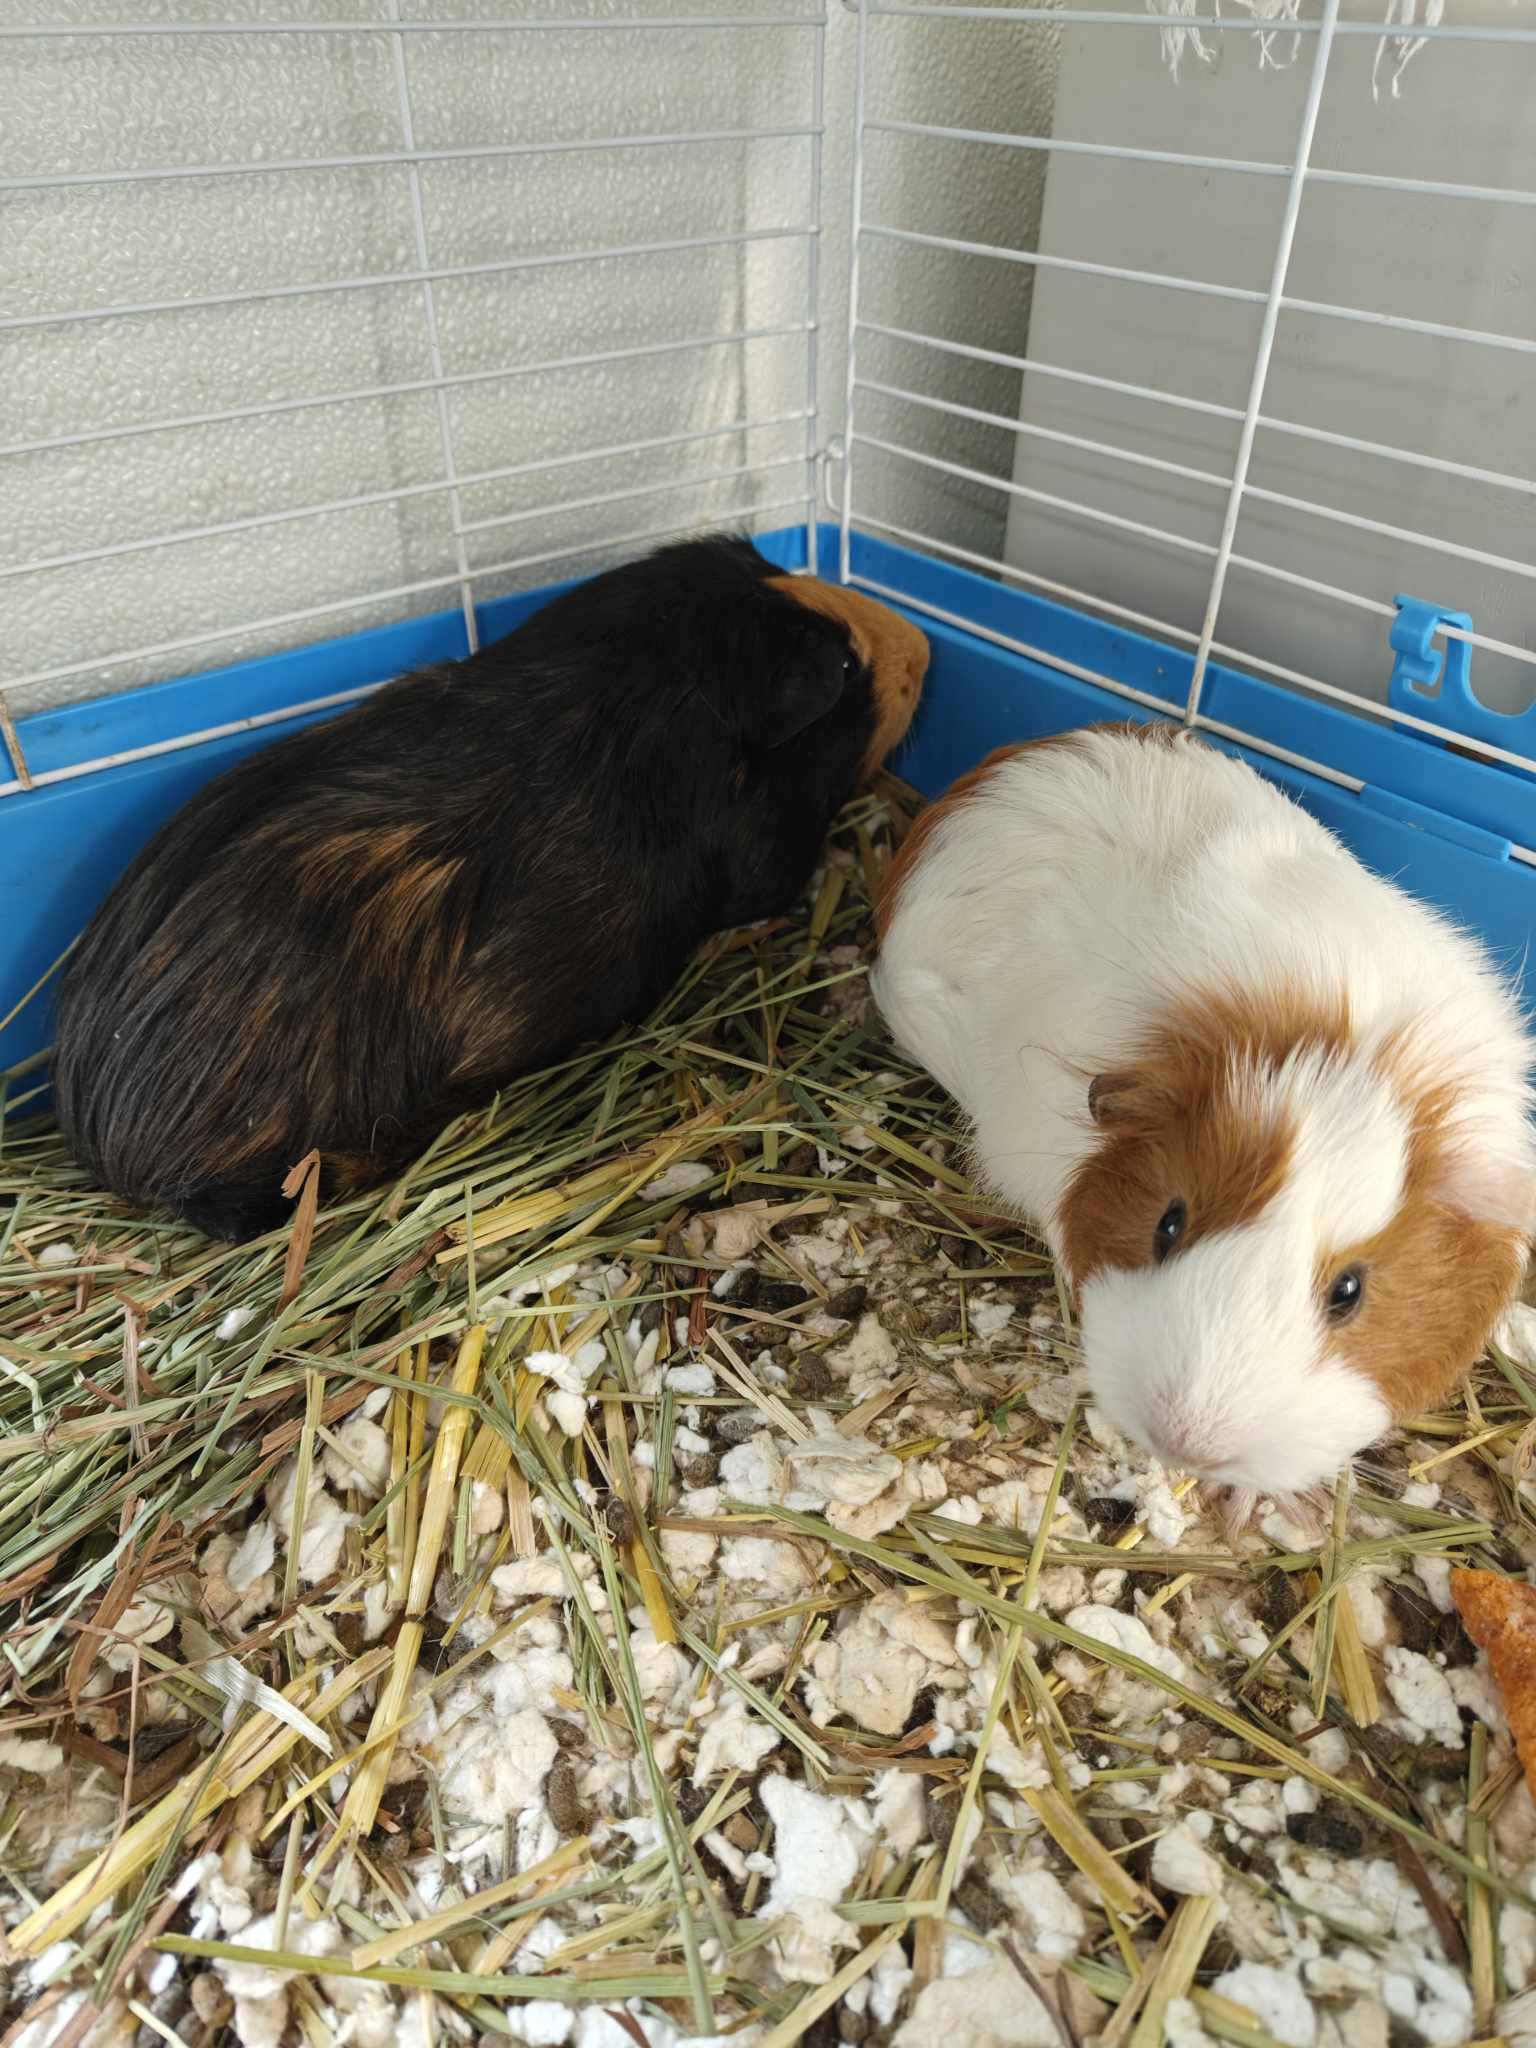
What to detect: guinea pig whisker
<box><xmin>972</xmin><ymin>1144</ymin><xmax>1090</xmax><ymax>1165</ymax></box>
<box><xmin>1348</xmin><ymin>1456</ymin><xmax>1405</xmax><ymax>1490</ymax></box>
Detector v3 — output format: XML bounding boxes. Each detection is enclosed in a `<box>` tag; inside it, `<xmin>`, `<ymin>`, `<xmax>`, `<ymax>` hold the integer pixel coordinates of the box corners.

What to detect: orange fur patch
<box><xmin>1322</xmin><ymin>1063</ymin><xmax>1527</xmax><ymax>1417</ymax></box>
<box><xmin>356</xmin><ymin>849</ymin><xmax>466</xmax><ymax>954</ymax></box>
<box><xmin>768</xmin><ymin>575</ymin><xmax>929</xmax><ymax>781</ymax></box>
<box><xmin>278</xmin><ymin>820</ymin><xmax>467</xmax><ymax>956</ymax></box>
<box><xmin>290</xmin><ymin>823</ymin><xmax>426</xmax><ymax>889</ymax></box>
<box><xmin>1056</xmin><ymin>988</ymin><xmax>1326</xmax><ymax>1287</ymax></box>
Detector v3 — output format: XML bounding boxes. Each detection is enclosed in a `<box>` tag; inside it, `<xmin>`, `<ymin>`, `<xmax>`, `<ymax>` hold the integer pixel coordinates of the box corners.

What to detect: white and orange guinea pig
<box><xmin>871</xmin><ymin>721</ymin><xmax>1536</xmax><ymax>1526</ymax></box>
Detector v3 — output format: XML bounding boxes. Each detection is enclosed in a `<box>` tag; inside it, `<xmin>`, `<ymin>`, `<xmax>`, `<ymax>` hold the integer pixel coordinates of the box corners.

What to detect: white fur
<box><xmin>872</xmin><ymin>728</ymin><xmax>1536</xmax><ymax>1493</ymax></box>
<box><xmin>1084</xmin><ymin>1226</ymin><xmax>1392</xmax><ymax>1496</ymax></box>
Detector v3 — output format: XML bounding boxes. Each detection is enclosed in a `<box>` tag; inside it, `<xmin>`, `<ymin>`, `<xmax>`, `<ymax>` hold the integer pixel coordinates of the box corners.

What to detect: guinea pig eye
<box><xmin>1325</xmin><ymin>1266</ymin><xmax>1366</xmax><ymax>1322</ymax></box>
<box><xmin>842</xmin><ymin>651</ymin><xmax>859</xmax><ymax>679</ymax></box>
<box><xmin>1153</xmin><ymin>1199</ymin><xmax>1186</xmax><ymax>1263</ymax></box>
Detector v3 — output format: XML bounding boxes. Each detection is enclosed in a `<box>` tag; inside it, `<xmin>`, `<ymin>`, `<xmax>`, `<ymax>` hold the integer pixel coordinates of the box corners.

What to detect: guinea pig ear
<box><xmin>740</xmin><ymin>643</ymin><xmax>846</xmax><ymax>750</ymax></box>
<box><xmin>1088</xmin><ymin>1070</ymin><xmax>1143</xmax><ymax>1126</ymax></box>
<box><xmin>1433</xmin><ymin>1143</ymin><xmax>1536</xmax><ymax>1236</ymax></box>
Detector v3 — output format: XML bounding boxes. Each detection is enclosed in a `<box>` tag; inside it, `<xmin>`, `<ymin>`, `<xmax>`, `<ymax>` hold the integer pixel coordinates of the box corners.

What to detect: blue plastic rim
<box><xmin>3</xmin><ymin>520</ymin><xmax>1534</xmax><ymax>1084</ymax></box>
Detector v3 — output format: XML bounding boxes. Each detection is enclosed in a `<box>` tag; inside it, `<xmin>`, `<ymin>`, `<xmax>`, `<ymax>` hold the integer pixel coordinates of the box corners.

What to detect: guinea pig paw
<box><xmin>1265</xmin><ymin>1485</ymin><xmax>1333</xmax><ymax>1545</ymax></box>
<box><xmin>1207</xmin><ymin>1485</ymin><xmax>1260</xmax><ymax>1545</ymax></box>
<box><xmin>1207</xmin><ymin>1481</ymin><xmax>1333</xmax><ymax>1547</ymax></box>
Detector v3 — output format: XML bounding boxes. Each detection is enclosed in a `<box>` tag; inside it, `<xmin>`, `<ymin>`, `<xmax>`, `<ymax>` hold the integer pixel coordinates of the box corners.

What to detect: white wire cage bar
<box><xmin>858</xmin><ymin>223</ymin><xmax>1536</xmax><ymax>360</ymax></box>
<box><xmin>0</xmin><ymin>14</ymin><xmax>828</xmax><ymax>34</ymax></box>
<box><xmin>1</xmin><ymin>325</ymin><xmax>813</xmax><ymax>463</ymax></box>
<box><xmin>1</xmin><ymin>9</ymin><xmax>831</xmax><ymax>785</ymax></box>
<box><xmin>855</xmin><ymin>324</ymin><xmax>1536</xmax><ymax>674</ymax></box>
<box><xmin>860</xmin><ymin>323</ymin><xmax>1536</xmax><ymax>510</ymax></box>
<box><xmin>864</xmin><ymin>118</ymin><xmax>1536</xmax><ymax>212</ymax></box>
<box><xmin>3</xmin><ymin>412</ymin><xmax>814</xmax><ymax>584</ymax></box>
<box><xmin>6</xmin><ymin>0</ymin><xmax>1535</xmax><ymax>814</ymax></box>
<box><xmin>0</xmin><ymin>225</ymin><xmax>818</xmax><ymax>338</ymax></box>
<box><xmin>0</xmin><ymin>126</ymin><xmax>824</xmax><ymax>196</ymax></box>
<box><xmin>11</xmin><ymin>6</ymin><xmax>1536</xmax><ymax>36</ymax></box>
<box><xmin>867</xmin><ymin>4</ymin><xmax>1536</xmax><ymax>39</ymax></box>
<box><xmin>847</xmin><ymin>440</ymin><xmax>1536</xmax><ymax>784</ymax></box>
<box><xmin>857</xmin><ymin>422</ymin><xmax>1536</xmax><ymax>673</ymax></box>
<box><xmin>384</xmin><ymin>0</ymin><xmax>475</xmax><ymax>648</ymax></box>
<box><xmin>837</xmin><ymin>0</ymin><xmax>1536</xmax><ymax>795</ymax></box>
<box><xmin>0</xmin><ymin>489</ymin><xmax>816</xmax><ymax>802</ymax></box>
<box><xmin>849</xmin><ymin>401</ymin><xmax>1536</xmax><ymax>652</ymax></box>
<box><xmin>849</xmin><ymin>543</ymin><xmax>1536</xmax><ymax>882</ymax></box>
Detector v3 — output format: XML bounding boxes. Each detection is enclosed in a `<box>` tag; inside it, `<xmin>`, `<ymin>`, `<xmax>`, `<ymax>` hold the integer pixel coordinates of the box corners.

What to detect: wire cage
<box><xmin>3</xmin><ymin>0</ymin><xmax>1535</xmax><ymax>1079</ymax></box>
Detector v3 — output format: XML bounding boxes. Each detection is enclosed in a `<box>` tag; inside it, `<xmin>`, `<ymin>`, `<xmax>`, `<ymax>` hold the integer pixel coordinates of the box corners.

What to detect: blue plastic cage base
<box><xmin>3</xmin><ymin>520</ymin><xmax>1533</xmax><ymax>1080</ymax></box>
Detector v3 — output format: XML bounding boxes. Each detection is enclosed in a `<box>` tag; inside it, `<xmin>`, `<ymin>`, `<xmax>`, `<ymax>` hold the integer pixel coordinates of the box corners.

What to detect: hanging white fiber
<box><xmin>1226</xmin><ymin>0</ymin><xmax>1305</xmax><ymax>70</ymax></box>
<box><xmin>1147</xmin><ymin>0</ymin><xmax>1452</xmax><ymax>90</ymax></box>
<box><xmin>1146</xmin><ymin>0</ymin><xmax>1303</xmax><ymax>81</ymax></box>
<box><xmin>1149</xmin><ymin>0</ymin><xmax>1219</xmax><ymax>78</ymax></box>
<box><xmin>1371</xmin><ymin>0</ymin><xmax>1445</xmax><ymax>98</ymax></box>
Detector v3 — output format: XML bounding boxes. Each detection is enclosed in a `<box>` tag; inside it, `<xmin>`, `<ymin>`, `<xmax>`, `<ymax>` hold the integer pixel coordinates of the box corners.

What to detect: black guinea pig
<box><xmin>53</xmin><ymin>534</ymin><xmax>929</xmax><ymax>1242</ymax></box>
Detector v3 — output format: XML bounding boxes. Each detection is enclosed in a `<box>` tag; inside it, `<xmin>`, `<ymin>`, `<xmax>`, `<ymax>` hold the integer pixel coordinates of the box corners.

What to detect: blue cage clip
<box><xmin>1387</xmin><ymin>594</ymin><xmax>1536</xmax><ymax>772</ymax></box>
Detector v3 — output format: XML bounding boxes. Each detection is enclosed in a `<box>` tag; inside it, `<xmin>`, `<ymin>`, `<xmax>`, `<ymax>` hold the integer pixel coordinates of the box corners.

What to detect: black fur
<box><xmin>53</xmin><ymin>536</ymin><xmax>921</xmax><ymax>1241</ymax></box>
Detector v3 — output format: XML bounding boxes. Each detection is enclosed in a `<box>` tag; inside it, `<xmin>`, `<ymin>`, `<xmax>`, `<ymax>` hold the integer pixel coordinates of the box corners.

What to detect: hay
<box><xmin>2</xmin><ymin>781</ymin><xmax>1535</xmax><ymax>2048</ymax></box>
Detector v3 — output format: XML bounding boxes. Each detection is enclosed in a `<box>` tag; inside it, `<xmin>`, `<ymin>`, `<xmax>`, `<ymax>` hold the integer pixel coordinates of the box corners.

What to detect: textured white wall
<box><xmin>3</xmin><ymin>0</ymin><xmax>1062</xmax><ymax>720</ymax></box>
<box><xmin>840</xmin><ymin>7</ymin><xmax>1061</xmax><ymax>565</ymax></box>
<box><xmin>1005</xmin><ymin>3</ymin><xmax>1536</xmax><ymax>717</ymax></box>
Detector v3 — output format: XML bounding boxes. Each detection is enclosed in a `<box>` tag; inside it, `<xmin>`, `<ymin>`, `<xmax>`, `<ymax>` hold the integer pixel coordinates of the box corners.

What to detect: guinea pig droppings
<box><xmin>871</xmin><ymin>722</ymin><xmax>1535</xmax><ymax>1511</ymax></box>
